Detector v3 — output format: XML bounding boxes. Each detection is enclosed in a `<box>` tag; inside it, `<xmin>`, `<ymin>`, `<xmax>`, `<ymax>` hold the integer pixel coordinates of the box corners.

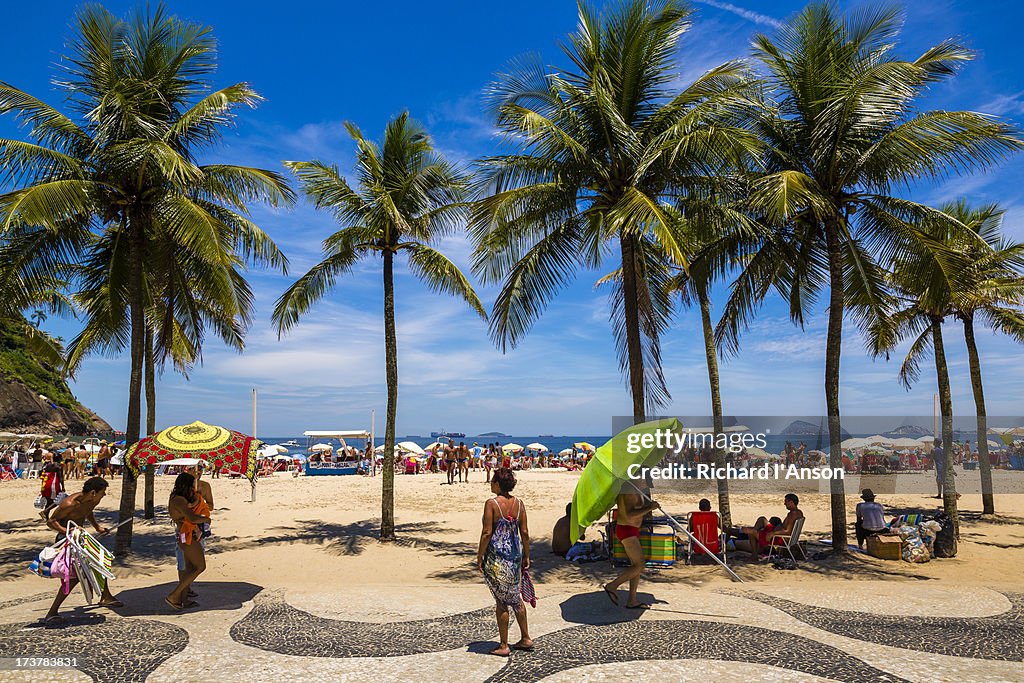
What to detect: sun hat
<box><xmin>860</xmin><ymin>488</ymin><xmax>875</xmax><ymax>501</ymax></box>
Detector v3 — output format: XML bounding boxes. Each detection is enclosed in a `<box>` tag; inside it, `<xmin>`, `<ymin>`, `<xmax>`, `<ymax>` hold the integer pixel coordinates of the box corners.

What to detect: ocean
<box><xmin>257</xmin><ymin>432</ymin><xmax>975</xmax><ymax>456</ymax></box>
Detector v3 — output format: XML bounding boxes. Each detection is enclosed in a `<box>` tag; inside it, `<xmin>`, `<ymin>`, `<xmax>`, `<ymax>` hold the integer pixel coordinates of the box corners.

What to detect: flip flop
<box><xmin>512</xmin><ymin>642</ymin><xmax>535</xmax><ymax>652</ymax></box>
<box><xmin>43</xmin><ymin>615</ymin><xmax>66</xmax><ymax>627</ymax></box>
<box><xmin>625</xmin><ymin>602</ymin><xmax>652</xmax><ymax>610</ymax></box>
<box><xmin>98</xmin><ymin>599</ymin><xmax>123</xmax><ymax>608</ymax></box>
<box><xmin>164</xmin><ymin>597</ymin><xmax>184</xmax><ymax>611</ymax></box>
<box><xmin>602</xmin><ymin>585</ymin><xmax>619</xmax><ymax>606</ymax></box>
<box><xmin>182</xmin><ymin>600</ymin><xmax>199</xmax><ymax>609</ymax></box>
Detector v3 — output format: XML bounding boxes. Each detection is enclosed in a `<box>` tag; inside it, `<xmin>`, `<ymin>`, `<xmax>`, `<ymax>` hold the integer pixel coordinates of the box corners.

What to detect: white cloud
<box><xmin>692</xmin><ymin>1</ymin><xmax>784</xmax><ymax>29</ymax></box>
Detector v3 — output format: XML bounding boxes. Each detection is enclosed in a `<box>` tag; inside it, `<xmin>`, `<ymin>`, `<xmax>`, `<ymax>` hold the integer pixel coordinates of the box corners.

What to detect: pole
<box><xmin>252</xmin><ymin>388</ymin><xmax>257</xmax><ymax>439</ymax></box>
<box><xmin>933</xmin><ymin>393</ymin><xmax>939</xmax><ymax>440</ymax></box>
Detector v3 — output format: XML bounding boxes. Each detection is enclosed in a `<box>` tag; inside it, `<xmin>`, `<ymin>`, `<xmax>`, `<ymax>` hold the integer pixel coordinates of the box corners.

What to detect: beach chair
<box><xmin>767</xmin><ymin>517</ymin><xmax>807</xmax><ymax>563</ymax></box>
<box><xmin>685</xmin><ymin>511</ymin><xmax>727</xmax><ymax>566</ymax></box>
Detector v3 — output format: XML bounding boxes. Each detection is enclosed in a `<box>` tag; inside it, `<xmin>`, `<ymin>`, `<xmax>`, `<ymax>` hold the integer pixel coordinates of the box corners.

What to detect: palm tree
<box><xmin>867</xmin><ymin>208</ymin><xmax>981</xmax><ymax>541</ymax></box>
<box><xmin>469</xmin><ymin>0</ymin><xmax>759</xmax><ymax>425</ymax></box>
<box><xmin>665</xmin><ymin>204</ymin><xmax>758</xmax><ymax>529</ymax></box>
<box><xmin>30</xmin><ymin>309</ymin><xmax>47</xmax><ymax>328</ymax></box>
<box><xmin>0</xmin><ymin>5</ymin><xmax>293</xmax><ymax>552</ymax></box>
<box><xmin>942</xmin><ymin>200</ymin><xmax>1024</xmax><ymax>515</ymax></box>
<box><xmin>273</xmin><ymin>113</ymin><xmax>485</xmax><ymax>541</ymax></box>
<box><xmin>728</xmin><ymin>3</ymin><xmax>1022</xmax><ymax>550</ymax></box>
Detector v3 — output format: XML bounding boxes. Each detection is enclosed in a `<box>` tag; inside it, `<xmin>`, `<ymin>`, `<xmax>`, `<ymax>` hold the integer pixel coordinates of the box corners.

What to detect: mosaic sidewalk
<box><xmin>1</xmin><ymin>582</ymin><xmax>1022</xmax><ymax>682</ymax></box>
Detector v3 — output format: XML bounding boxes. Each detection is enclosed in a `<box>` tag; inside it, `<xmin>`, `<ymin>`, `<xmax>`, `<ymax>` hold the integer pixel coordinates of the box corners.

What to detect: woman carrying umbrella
<box><xmin>166</xmin><ymin>472</ymin><xmax>210</xmax><ymax>610</ymax></box>
<box><xmin>476</xmin><ymin>467</ymin><xmax>533</xmax><ymax>656</ymax></box>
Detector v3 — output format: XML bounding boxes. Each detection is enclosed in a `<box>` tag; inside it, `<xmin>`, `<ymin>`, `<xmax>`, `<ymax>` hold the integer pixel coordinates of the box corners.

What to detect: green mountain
<box><xmin>0</xmin><ymin>316</ymin><xmax>112</xmax><ymax>435</ymax></box>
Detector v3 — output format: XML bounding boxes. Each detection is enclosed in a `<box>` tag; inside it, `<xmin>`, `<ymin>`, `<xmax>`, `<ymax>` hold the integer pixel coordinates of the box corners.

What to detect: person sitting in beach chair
<box><xmin>551</xmin><ymin>503</ymin><xmax>574</xmax><ymax>558</ymax></box>
<box><xmin>685</xmin><ymin>499</ymin><xmax>726</xmax><ymax>565</ymax></box>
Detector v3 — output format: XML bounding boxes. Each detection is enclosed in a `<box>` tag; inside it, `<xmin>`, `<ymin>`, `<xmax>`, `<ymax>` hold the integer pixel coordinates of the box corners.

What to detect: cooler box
<box><xmin>610</xmin><ymin>522</ymin><xmax>676</xmax><ymax>567</ymax></box>
<box><xmin>866</xmin><ymin>534</ymin><xmax>903</xmax><ymax>560</ymax></box>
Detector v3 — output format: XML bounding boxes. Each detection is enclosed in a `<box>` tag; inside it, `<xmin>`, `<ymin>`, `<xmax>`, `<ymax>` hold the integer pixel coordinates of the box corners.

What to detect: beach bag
<box><xmin>28</xmin><ymin>539</ymin><xmax>66</xmax><ymax>578</ymax></box>
<box><xmin>933</xmin><ymin>513</ymin><xmax>957</xmax><ymax>558</ymax></box>
<box><xmin>896</xmin><ymin>526</ymin><xmax>930</xmax><ymax>563</ymax></box>
<box><xmin>917</xmin><ymin>521</ymin><xmax>942</xmax><ymax>558</ymax></box>
<box><xmin>521</xmin><ymin>567</ymin><xmax>537</xmax><ymax>608</ymax></box>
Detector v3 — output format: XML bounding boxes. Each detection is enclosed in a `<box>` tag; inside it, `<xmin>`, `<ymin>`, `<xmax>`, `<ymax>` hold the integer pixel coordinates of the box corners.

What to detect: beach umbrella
<box><xmin>502</xmin><ymin>443</ymin><xmax>524</xmax><ymax>453</ymax></box>
<box><xmin>573</xmin><ymin>441</ymin><xmax>596</xmax><ymax>452</ymax></box>
<box><xmin>0</xmin><ymin>431</ymin><xmax>18</xmax><ymax>442</ymax></box>
<box><xmin>525</xmin><ymin>442</ymin><xmax>549</xmax><ymax>452</ymax></box>
<box><xmin>745</xmin><ymin>446</ymin><xmax>772</xmax><ymax>459</ymax></box>
<box><xmin>569</xmin><ymin>418</ymin><xmax>682</xmax><ymax>544</ymax></box>
<box><xmin>310</xmin><ymin>443</ymin><xmax>333</xmax><ymax>452</ymax></box>
<box><xmin>397</xmin><ymin>441</ymin><xmax>425</xmax><ymax>455</ymax></box>
<box><xmin>558</xmin><ymin>448</ymin><xmax>573</xmax><ymax>456</ymax></box>
<box><xmin>125</xmin><ymin>421</ymin><xmax>262</xmax><ymax>484</ymax></box>
<box><xmin>424</xmin><ymin>442</ymin><xmax>443</xmax><ymax>451</ymax></box>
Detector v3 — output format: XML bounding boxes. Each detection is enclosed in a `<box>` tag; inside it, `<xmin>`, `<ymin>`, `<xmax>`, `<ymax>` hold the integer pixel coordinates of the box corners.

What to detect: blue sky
<box><xmin>3</xmin><ymin>0</ymin><xmax>1023</xmax><ymax>435</ymax></box>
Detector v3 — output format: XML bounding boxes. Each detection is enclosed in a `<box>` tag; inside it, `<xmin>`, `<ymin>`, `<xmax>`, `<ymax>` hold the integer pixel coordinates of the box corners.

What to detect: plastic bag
<box><xmin>918</xmin><ymin>521</ymin><xmax>941</xmax><ymax>558</ymax></box>
<box><xmin>933</xmin><ymin>513</ymin><xmax>957</xmax><ymax>558</ymax></box>
<box><xmin>33</xmin><ymin>495</ymin><xmax>46</xmax><ymax>509</ymax></box>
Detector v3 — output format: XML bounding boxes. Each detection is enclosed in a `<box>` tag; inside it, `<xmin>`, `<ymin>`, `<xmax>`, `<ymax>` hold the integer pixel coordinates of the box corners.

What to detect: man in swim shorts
<box><xmin>603</xmin><ymin>482</ymin><xmax>660</xmax><ymax>609</ymax></box>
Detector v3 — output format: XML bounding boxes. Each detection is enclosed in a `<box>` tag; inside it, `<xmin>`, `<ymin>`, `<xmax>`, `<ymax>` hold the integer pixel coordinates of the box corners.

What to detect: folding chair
<box><xmin>767</xmin><ymin>517</ymin><xmax>807</xmax><ymax>562</ymax></box>
<box><xmin>686</xmin><ymin>511</ymin><xmax>727</xmax><ymax>566</ymax></box>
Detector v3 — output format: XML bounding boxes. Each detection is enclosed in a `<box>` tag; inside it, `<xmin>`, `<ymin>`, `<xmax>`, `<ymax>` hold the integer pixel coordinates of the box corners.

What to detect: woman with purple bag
<box><xmin>476</xmin><ymin>467</ymin><xmax>534</xmax><ymax>656</ymax></box>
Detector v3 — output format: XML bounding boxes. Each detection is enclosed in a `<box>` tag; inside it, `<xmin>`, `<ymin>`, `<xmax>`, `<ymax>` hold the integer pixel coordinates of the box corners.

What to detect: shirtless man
<box><xmin>96</xmin><ymin>442</ymin><xmax>112</xmax><ymax>478</ymax></box>
<box><xmin>43</xmin><ymin>477</ymin><xmax>123</xmax><ymax>624</ymax></box>
<box><xmin>603</xmin><ymin>483</ymin><xmax>660</xmax><ymax>609</ymax></box>
<box><xmin>458</xmin><ymin>442</ymin><xmax>469</xmax><ymax>483</ymax></box>
<box><xmin>444</xmin><ymin>440</ymin><xmax>457</xmax><ymax>485</ymax></box>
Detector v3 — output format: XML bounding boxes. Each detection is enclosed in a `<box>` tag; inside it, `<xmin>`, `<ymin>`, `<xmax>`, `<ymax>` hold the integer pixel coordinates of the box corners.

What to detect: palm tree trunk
<box><xmin>618</xmin><ymin>231</ymin><xmax>646</xmax><ymax>425</ymax></box>
<box><xmin>963</xmin><ymin>315</ymin><xmax>994</xmax><ymax>515</ymax></box>
<box><xmin>143</xmin><ymin>326</ymin><xmax>156</xmax><ymax>520</ymax></box>
<box><xmin>823</xmin><ymin>216</ymin><xmax>847</xmax><ymax>552</ymax></box>
<box><xmin>698</xmin><ymin>285</ymin><xmax>730</xmax><ymax>528</ymax></box>
<box><xmin>116</xmin><ymin>218</ymin><xmax>144</xmax><ymax>555</ymax></box>
<box><xmin>380</xmin><ymin>249</ymin><xmax>398</xmax><ymax>541</ymax></box>
<box><xmin>931</xmin><ymin>318</ymin><xmax>958</xmax><ymax>542</ymax></box>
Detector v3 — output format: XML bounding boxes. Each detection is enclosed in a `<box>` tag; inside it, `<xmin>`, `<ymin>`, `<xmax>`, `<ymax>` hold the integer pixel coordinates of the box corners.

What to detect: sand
<box><xmin>2</xmin><ymin>466</ymin><xmax>1022</xmax><ymax>600</ymax></box>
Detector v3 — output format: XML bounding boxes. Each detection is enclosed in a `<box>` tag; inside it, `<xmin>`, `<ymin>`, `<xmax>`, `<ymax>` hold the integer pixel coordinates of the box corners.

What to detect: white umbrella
<box><xmin>916</xmin><ymin>435</ymin><xmax>936</xmax><ymax>442</ymax></box>
<box><xmin>266</xmin><ymin>444</ymin><xmax>289</xmax><ymax>454</ymax></box>
<box><xmin>110</xmin><ymin>452</ymin><xmax>124</xmax><ymax>466</ymax></box>
<box><xmin>309</xmin><ymin>443</ymin><xmax>333</xmax><ymax>452</ymax></box>
<box><xmin>840</xmin><ymin>437</ymin><xmax>870</xmax><ymax>449</ymax></box>
<box><xmin>864</xmin><ymin>435</ymin><xmax>889</xmax><ymax>445</ymax></box>
<box><xmin>559</xmin><ymin>448</ymin><xmax>573</xmax><ymax>456</ymax></box>
<box><xmin>397</xmin><ymin>441</ymin><xmax>425</xmax><ymax>455</ymax></box>
<box><xmin>525</xmin><ymin>442</ymin><xmax>549</xmax><ymax>452</ymax></box>
<box><xmin>272</xmin><ymin>454</ymin><xmax>294</xmax><ymax>461</ymax></box>
<box><xmin>424</xmin><ymin>442</ymin><xmax>443</xmax><ymax>452</ymax></box>
<box><xmin>502</xmin><ymin>443</ymin><xmax>524</xmax><ymax>453</ymax></box>
<box><xmin>888</xmin><ymin>437</ymin><xmax>923</xmax><ymax>448</ymax></box>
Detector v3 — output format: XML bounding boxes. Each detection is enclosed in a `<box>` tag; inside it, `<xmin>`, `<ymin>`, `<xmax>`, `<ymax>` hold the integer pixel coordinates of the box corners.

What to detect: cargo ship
<box><xmin>430</xmin><ymin>430</ymin><xmax>466</xmax><ymax>439</ymax></box>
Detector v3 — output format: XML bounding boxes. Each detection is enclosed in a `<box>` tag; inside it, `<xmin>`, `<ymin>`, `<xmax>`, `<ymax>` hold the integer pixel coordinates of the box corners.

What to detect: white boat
<box><xmin>281</xmin><ymin>439</ymin><xmax>301</xmax><ymax>448</ymax></box>
<box><xmin>302</xmin><ymin>430</ymin><xmax>371</xmax><ymax>476</ymax></box>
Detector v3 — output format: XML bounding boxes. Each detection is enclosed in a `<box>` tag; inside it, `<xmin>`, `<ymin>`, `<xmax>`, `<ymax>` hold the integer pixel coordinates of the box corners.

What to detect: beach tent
<box><xmin>526</xmin><ymin>442</ymin><xmax>549</xmax><ymax>452</ymax></box>
<box><xmin>503</xmin><ymin>443</ymin><xmax>524</xmax><ymax>453</ymax></box>
<box><xmin>397</xmin><ymin>441</ymin><xmax>425</xmax><ymax>455</ymax></box>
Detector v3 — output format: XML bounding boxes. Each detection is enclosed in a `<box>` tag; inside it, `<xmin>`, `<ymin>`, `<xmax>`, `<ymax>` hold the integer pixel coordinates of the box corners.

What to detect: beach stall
<box><xmin>303</xmin><ymin>430</ymin><xmax>370</xmax><ymax>475</ymax></box>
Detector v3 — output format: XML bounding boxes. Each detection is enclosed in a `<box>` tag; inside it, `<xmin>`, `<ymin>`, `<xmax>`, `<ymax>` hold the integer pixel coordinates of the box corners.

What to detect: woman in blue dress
<box><xmin>476</xmin><ymin>467</ymin><xmax>533</xmax><ymax>656</ymax></box>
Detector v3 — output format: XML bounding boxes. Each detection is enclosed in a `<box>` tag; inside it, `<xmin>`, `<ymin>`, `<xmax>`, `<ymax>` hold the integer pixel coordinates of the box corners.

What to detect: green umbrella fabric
<box><xmin>569</xmin><ymin>418</ymin><xmax>683</xmax><ymax>543</ymax></box>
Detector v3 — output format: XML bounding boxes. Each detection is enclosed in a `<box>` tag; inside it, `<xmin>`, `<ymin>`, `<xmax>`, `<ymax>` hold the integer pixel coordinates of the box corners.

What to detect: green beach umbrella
<box><xmin>568</xmin><ymin>417</ymin><xmax>683</xmax><ymax>544</ymax></box>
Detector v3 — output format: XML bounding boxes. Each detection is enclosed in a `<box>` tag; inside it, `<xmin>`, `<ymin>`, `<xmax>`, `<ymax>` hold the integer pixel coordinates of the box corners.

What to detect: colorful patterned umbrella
<box><xmin>125</xmin><ymin>421</ymin><xmax>262</xmax><ymax>483</ymax></box>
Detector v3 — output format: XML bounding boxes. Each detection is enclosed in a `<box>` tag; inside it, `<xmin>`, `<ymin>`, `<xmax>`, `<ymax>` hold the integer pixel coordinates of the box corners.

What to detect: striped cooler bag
<box><xmin>610</xmin><ymin>523</ymin><xmax>676</xmax><ymax>567</ymax></box>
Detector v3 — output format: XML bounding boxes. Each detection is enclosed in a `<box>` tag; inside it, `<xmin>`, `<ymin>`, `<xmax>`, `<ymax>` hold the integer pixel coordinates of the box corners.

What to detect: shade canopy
<box><xmin>126</xmin><ymin>421</ymin><xmax>261</xmax><ymax>483</ymax></box>
<box><xmin>303</xmin><ymin>430</ymin><xmax>370</xmax><ymax>439</ymax></box>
